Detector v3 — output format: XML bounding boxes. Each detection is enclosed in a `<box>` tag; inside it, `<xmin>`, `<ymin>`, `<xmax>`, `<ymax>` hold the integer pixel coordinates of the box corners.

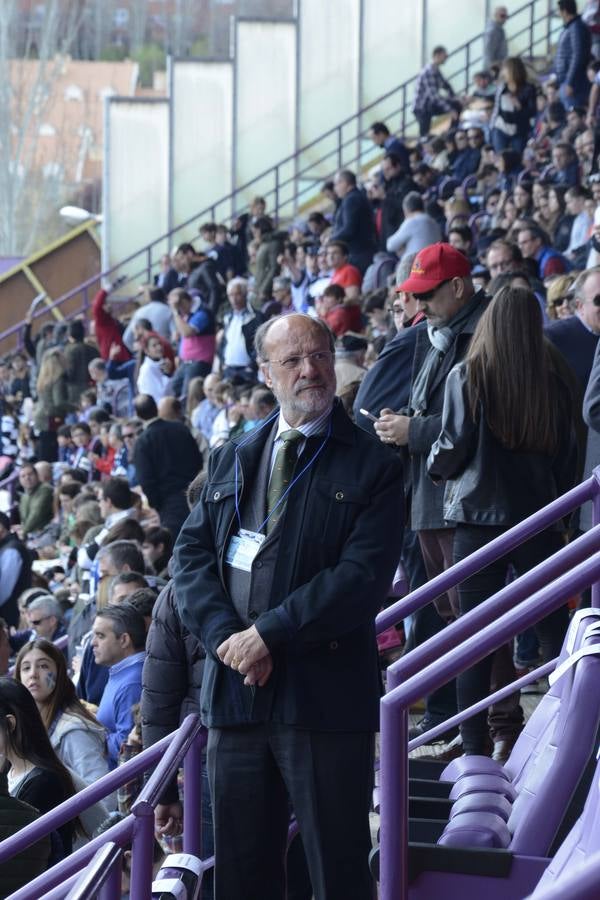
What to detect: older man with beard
<box><xmin>174</xmin><ymin>313</ymin><xmax>403</xmax><ymax>900</ymax></box>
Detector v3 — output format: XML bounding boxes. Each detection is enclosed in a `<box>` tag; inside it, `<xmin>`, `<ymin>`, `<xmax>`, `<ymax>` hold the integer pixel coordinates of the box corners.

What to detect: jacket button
<box><xmin>213</xmin><ymin>490</ymin><xmax>221</xmax><ymax>500</ymax></box>
<box><xmin>248</xmin><ymin>610</ymin><xmax>258</xmax><ymax>620</ymax></box>
<box><xmin>255</xmin><ymin>560</ymin><xmax>263</xmax><ymax>569</ymax></box>
<box><xmin>335</xmin><ymin>491</ymin><xmax>344</xmax><ymax>501</ymax></box>
<box><xmin>329</xmin><ymin>640</ymin><xmax>339</xmax><ymax>650</ymax></box>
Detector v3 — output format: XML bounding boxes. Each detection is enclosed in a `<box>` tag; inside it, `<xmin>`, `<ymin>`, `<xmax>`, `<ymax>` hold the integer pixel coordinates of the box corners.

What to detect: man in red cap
<box><xmin>373</xmin><ymin>243</ymin><xmax>522</xmax><ymax>759</ymax></box>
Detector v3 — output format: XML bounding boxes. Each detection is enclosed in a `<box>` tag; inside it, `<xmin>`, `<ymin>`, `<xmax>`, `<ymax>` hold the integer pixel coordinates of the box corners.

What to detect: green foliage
<box><xmin>132</xmin><ymin>43</ymin><xmax>166</xmax><ymax>88</ymax></box>
<box><xmin>189</xmin><ymin>36</ymin><xmax>209</xmax><ymax>58</ymax></box>
<box><xmin>100</xmin><ymin>45</ymin><xmax>127</xmax><ymax>62</ymax></box>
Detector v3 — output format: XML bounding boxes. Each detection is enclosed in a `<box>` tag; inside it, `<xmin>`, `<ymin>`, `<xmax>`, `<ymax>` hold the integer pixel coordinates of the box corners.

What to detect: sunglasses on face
<box><xmin>414</xmin><ymin>279</ymin><xmax>451</xmax><ymax>303</ymax></box>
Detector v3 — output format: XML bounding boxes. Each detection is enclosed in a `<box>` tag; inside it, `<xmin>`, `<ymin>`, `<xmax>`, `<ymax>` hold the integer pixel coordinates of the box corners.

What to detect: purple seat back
<box><xmin>508</xmin><ymin>626</ymin><xmax>600</xmax><ymax>855</ymax></box>
<box><xmin>529</xmin><ymin>752</ymin><xmax>600</xmax><ymax>896</ymax></box>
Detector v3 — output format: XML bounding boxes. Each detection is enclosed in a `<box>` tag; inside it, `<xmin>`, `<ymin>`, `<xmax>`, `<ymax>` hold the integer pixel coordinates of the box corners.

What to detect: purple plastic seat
<box><xmin>527</xmin><ymin>752</ymin><xmax>600</xmax><ymax>897</ymax></box>
<box><xmin>449</xmin><ymin>791</ymin><xmax>513</xmax><ymax>822</ymax></box>
<box><xmin>438</xmin><ymin>811</ymin><xmax>511</xmax><ymax>849</ymax></box>
<box><xmin>438</xmin><ymin>614</ymin><xmax>600</xmax><ymax>853</ymax></box>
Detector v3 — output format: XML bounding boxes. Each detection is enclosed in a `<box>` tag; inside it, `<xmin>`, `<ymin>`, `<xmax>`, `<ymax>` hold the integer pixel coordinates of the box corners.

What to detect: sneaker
<box><xmin>408</xmin><ymin>716</ymin><xmax>459</xmax><ymax>743</ymax></box>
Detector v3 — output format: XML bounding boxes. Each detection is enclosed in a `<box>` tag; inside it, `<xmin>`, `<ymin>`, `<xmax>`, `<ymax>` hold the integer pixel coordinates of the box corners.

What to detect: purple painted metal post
<box><xmin>387</xmin><ymin>526</ymin><xmax>600</xmax><ymax>690</ymax></box>
<box><xmin>128</xmin><ymin>801</ymin><xmax>155</xmax><ymax>899</ymax></box>
<box><xmin>183</xmin><ymin>729</ymin><xmax>204</xmax><ymax>857</ymax></box>
<box><xmin>591</xmin><ymin>468</ymin><xmax>600</xmax><ymax>608</ymax></box>
<box><xmin>379</xmin><ymin>701</ymin><xmax>408</xmax><ymax>900</ymax></box>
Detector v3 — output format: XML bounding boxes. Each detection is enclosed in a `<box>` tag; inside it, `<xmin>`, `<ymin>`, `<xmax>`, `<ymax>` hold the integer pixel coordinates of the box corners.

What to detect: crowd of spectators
<box><xmin>3</xmin><ymin>0</ymin><xmax>600</xmax><ymax>891</ymax></box>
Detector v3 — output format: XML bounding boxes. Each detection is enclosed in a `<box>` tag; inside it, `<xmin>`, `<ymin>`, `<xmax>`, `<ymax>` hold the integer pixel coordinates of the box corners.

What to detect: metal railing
<box><xmin>377</xmin><ymin>469</ymin><xmax>600</xmax><ymax>900</ymax></box>
<box><xmin>0</xmin><ymin>714</ymin><xmax>208</xmax><ymax>900</ymax></box>
<box><xmin>0</xmin><ymin>0</ymin><xmax>561</xmax><ymax>350</ymax></box>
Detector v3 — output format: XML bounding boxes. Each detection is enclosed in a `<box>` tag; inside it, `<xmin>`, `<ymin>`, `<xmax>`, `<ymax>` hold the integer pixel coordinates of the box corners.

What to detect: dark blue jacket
<box><xmin>554</xmin><ymin>15</ymin><xmax>591</xmax><ymax>96</ymax></box>
<box><xmin>331</xmin><ymin>188</ymin><xmax>378</xmax><ymax>273</ymax></box>
<box><xmin>353</xmin><ymin>323</ymin><xmax>424</xmax><ymax>435</ymax></box>
<box><xmin>545</xmin><ymin>315</ymin><xmax>600</xmax><ymax>391</ymax></box>
<box><xmin>173</xmin><ymin>401</ymin><xmax>404</xmax><ymax>731</ymax></box>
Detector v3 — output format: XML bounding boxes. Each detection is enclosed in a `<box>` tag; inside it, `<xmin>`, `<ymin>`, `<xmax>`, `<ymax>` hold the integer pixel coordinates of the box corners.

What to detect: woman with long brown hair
<box><xmin>33</xmin><ymin>348</ymin><xmax>72</xmax><ymax>462</ymax></box>
<box><xmin>15</xmin><ymin>638</ymin><xmax>108</xmax><ymax>785</ymax></box>
<box><xmin>427</xmin><ymin>286</ymin><xmax>578</xmax><ymax>756</ymax></box>
<box><xmin>490</xmin><ymin>57</ymin><xmax>537</xmax><ymax>154</ymax></box>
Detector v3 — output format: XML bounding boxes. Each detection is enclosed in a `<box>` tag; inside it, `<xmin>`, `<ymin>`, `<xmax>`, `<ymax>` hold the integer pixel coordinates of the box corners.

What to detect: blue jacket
<box><xmin>554</xmin><ymin>15</ymin><xmax>591</xmax><ymax>94</ymax></box>
<box><xmin>97</xmin><ymin>652</ymin><xmax>144</xmax><ymax>767</ymax></box>
<box><xmin>173</xmin><ymin>400</ymin><xmax>404</xmax><ymax>732</ymax></box>
<box><xmin>545</xmin><ymin>315</ymin><xmax>600</xmax><ymax>391</ymax></box>
<box><xmin>331</xmin><ymin>188</ymin><xmax>378</xmax><ymax>273</ymax></box>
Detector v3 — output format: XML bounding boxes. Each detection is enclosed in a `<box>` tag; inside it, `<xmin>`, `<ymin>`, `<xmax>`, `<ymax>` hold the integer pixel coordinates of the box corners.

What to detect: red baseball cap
<box><xmin>396</xmin><ymin>242</ymin><xmax>471</xmax><ymax>294</ymax></box>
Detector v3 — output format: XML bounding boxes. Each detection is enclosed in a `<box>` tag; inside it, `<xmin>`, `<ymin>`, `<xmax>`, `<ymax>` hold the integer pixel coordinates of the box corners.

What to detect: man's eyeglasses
<box><xmin>122</xmin><ymin>433</ymin><xmax>136</xmax><ymax>440</ymax></box>
<box><xmin>265</xmin><ymin>350</ymin><xmax>333</xmax><ymax>371</ymax></box>
<box><xmin>586</xmin><ymin>294</ymin><xmax>600</xmax><ymax>307</ymax></box>
<box><xmin>388</xmin><ymin>305</ymin><xmax>404</xmax><ymax>314</ymax></box>
<box><xmin>413</xmin><ymin>279</ymin><xmax>451</xmax><ymax>303</ymax></box>
<box><xmin>30</xmin><ymin>615</ymin><xmax>50</xmax><ymax>627</ymax></box>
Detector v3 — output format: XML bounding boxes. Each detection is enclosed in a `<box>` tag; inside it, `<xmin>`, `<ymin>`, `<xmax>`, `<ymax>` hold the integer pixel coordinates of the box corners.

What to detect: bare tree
<box><xmin>0</xmin><ymin>0</ymin><xmax>86</xmax><ymax>255</ymax></box>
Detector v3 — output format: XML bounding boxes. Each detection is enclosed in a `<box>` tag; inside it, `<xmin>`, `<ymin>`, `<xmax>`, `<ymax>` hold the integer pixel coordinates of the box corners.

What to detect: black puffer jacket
<box><xmin>141</xmin><ymin>579</ymin><xmax>205</xmax><ymax>804</ymax></box>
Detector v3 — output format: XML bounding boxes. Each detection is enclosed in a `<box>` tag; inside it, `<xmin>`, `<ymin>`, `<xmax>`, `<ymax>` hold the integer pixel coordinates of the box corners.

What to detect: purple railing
<box><xmin>377</xmin><ymin>464</ymin><xmax>600</xmax><ymax>900</ymax></box>
<box><xmin>0</xmin><ymin>0</ymin><xmax>559</xmax><ymax>353</ymax></box>
<box><xmin>1</xmin><ymin>714</ymin><xmax>208</xmax><ymax>900</ymax></box>
<box><xmin>379</xmin><ymin>551</ymin><xmax>600</xmax><ymax>900</ymax></box>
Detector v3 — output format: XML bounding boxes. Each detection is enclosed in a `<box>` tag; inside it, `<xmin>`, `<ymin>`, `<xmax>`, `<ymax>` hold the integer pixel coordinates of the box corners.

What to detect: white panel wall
<box><xmin>298</xmin><ymin>0</ymin><xmax>360</xmax><ymax>176</ymax></box>
<box><xmin>361</xmin><ymin>1</ymin><xmax>422</xmax><ymax>130</ymax></box>
<box><xmin>425</xmin><ymin>0</ymin><xmax>488</xmax><ymax>95</ymax></box>
<box><xmin>234</xmin><ymin>19</ymin><xmax>297</xmax><ymax>213</ymax></box>
<box><xmin>171</xmin><ymin>60</ymin><xmax>233</xmax><ymax>240</ymax></box>
<box><xmin>103</xmin><ymin>98</ymin><xmax>170</xmax><ymax>271</ymax></box>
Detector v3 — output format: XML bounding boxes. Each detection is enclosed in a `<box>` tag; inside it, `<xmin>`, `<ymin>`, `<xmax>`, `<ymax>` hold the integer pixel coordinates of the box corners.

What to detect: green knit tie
<box><xmin>266</xmin><ymin>429</ymin><xmax>303</xmax><ymax>534</ymax></box>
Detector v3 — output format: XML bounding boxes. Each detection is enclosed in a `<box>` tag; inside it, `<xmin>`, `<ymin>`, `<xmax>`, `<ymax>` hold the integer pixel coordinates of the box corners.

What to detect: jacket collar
<box><xmin>233</xmin><ymin>398</ymin><xmax>354</xmax><ymax>472</ymax></box>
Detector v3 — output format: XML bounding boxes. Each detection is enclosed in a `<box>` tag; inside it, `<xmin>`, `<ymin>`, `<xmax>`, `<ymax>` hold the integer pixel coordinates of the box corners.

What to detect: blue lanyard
<box><xmin>234</xmin><ymin>415</ymin><xmax>332</xmax><ymax>534</ymax></box>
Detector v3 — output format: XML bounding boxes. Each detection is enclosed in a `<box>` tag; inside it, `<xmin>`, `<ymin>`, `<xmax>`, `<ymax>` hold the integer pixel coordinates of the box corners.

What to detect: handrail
<box><xmin>2</xmin><ymin>715</ymin><xmax>207</xmax><ymax>900</ymax></box>
<box><xmin>379</xmin><ymin>551</ymin><xmax>600</xmax><ymax>900</ymax></box>
<box><xmin>64</xmin><ymin>843</ymin><xmax>123</xmax><ymax>900</ymax></box>
<box><xmin>0</xmin><ymin>0</ymin><xmax>561</xmax><ymax>350</ymax></box>
<box><xmin>409</xmin><ymin>656</ymin><xmax>557</xmax><ymax>751</ymax></box>
<box><xmin>376</xmin><ymin>471</ymin><xmax>600</xmax><ymax>645</ymax></box>
<box><xmin>387</xmin><ymin>525</ymin><xmax>600</xmax><ymax>692</ymax></box>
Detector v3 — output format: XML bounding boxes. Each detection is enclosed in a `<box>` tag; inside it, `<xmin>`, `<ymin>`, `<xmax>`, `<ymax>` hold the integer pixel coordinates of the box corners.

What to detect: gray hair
<box><xmin>254</xmin><ymin>314</ymin><xmax>335</xmax><ymax>363</ymax></box>
<box><xmin>226</xmin><ymin>276</ymin><xmax>248</xmax><ymax>296</ymax></box>
<box><xmin>88</xmin><ymin>357</ymin><xmax>106</xmax><ymax>373</ymax></box>
<box><xmin>395</xmin><ymin>253</ymin><xmax>417</xmax><ymax>287</ymax></box>
<box><xmin>28</xmin><ymin>596</ymin><xmax>62</xmax><ymax>620</ymax></box>
<box><xmin>571</xmin><ymin>266</ymin><xmax>600</xmax><ymax>300</ymax></box>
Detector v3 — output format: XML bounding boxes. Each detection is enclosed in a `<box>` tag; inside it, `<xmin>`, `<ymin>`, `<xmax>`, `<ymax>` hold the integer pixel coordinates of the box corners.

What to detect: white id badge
<box><xmin>225</xmin><ymin>529</ymin><xmax>265</xmax><ymax>572</ymax></box>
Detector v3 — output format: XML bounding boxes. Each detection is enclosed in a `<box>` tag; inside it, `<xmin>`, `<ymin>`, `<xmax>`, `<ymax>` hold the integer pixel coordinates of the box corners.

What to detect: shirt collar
<box><xmin>275</xmin><ymin>407</ymin><xmax>332</xmax><ymax>441</ymax></box>
<box><xmin>109</xmin><ymin>651</ymin><xmax>145</xmax><ymax>675</ymax></box>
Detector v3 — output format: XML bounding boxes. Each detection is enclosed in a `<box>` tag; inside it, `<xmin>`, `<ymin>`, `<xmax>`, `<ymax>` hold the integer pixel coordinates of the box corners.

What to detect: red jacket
<box><xmin>92</xmin><ymin>290</ymin><xmax>131</xmax><ymax>363</ymax></box>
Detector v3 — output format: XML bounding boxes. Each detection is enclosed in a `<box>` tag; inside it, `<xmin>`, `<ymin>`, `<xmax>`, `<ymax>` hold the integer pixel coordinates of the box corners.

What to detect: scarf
<box><xmin>410</xmin><ymin>291</ymin><xmax>483</xmax><ymax>415</ymax></box>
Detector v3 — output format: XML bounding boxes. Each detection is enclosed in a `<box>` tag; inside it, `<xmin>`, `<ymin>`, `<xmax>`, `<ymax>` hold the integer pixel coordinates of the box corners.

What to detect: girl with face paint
<box><xmin>15</xmin><ymin>639</ymin><xmax>109</xmax><ymax>787</ymax></box>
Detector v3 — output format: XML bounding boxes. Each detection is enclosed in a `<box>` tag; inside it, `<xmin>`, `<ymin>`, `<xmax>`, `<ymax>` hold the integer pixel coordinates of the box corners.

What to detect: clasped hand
<box><xmin>217</xmin><ymin>625</ymin><xmax>273</xmax><ymax>687</ymax></box>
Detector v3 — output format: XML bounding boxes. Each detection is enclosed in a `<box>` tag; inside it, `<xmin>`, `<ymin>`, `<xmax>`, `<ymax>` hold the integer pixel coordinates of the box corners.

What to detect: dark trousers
<box><xmin>453</xmin><ymin>524</ymin><xmax>569</xmax><ymax>754</ymax></box>
<box><xmin>158</xmin><ymin>493</ymin><xmax>191</xmax><ymax>543</ymax></box>
<box><xmin>207</xmin><ymin>723</ymin><xmax>375</xmax><ymax>900</ymax></box>
<box><xmin>413</xmin><ymin>529</ymin><xmax>459</xmax><ymax>722</ymax></box>
<box><xmin>415</xmin><ymin>99</ymin><xmax>462</xmax><ymax>137</ymax></box>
